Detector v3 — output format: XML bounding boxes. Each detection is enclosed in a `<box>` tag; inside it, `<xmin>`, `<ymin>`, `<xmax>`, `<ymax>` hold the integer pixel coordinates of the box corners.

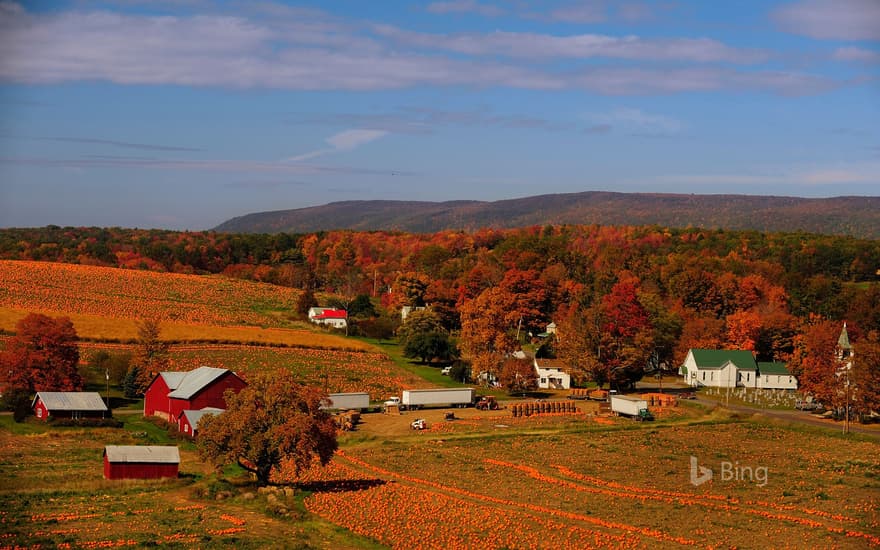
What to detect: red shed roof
<box><xmin>313</xmin><ymin>309</ymin><xmax>348</xmax><ymax>320</ymax></box>
<box><xmin>104</xmin><ymin>446</ymin><xmax>180</xmax><ymax>464</ymax></box>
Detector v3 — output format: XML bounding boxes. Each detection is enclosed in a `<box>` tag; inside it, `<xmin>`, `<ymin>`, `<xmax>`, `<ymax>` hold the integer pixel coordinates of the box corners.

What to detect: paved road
<box><xmin>694</xmin><ymin>397</ymin><xmax>880</xmax><ymax>440</ymax></box>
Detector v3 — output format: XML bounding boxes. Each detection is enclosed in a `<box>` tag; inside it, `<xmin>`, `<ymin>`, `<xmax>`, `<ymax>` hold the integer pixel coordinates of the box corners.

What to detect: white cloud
<box><xmin>833</xmin><ymin>46</ymin><xmax>880</xmax><ymax>64</ymax></box>
<box><xmin>326</xmin><ymin>129</ymin><xmax>388</xmax><ymax>150</ymax></box>
<box><xmin>426</xmin><ymin>1</ymin><xmax>504</xmax><ymax>17</ymax></box>
<box><xmin>286</xmin><ymin>129</ymin><xmax>388</xmax><ymax>162</ymax></box>
<box><xmin>0</xmin><ymin>2</ymin><xmax>843</xmax><ymax>96</ymax></box>
<box><xmin>589</xmin><ymin>108</ymin><xmax>683</xmax><ymax>135</ymax></box>
<box><xmin>657</xmin><ymin>162</ymin><xmax>880</xmax><ymax>187</ymax></box>
<box><xmin>374</xmin><ymin>25</ymin><xmax>767</xmax><ymax>64</ymax></box>
<box><xmin>773</xmin><ymin>0</ymin><xmax>880</xmax><ymax>41</ymax></box>
<box><xmin>547</xmin><ymin>3</ymin><xmax>606</xmax><ymax>23</ymax></box>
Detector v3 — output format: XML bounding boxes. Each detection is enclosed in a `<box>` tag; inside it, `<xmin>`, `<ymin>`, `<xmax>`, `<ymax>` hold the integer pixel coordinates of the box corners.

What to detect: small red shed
<box><xmin>32</xmin><ymin>392</ymin><xmax>108</xmax><ymax>421</ymax></box>
<box><xmin>144</xmin><ymin>367</ymin><xmax>245</xmax><ymax>422</ymax></box>
<box><xmin>177</xmin><ymin>407</ymin><xmax>224</xmax><ymax>438</ymax></box>
<box><xmin>103</xmin><ymin>445</ymin><xmax>180</xmax><ymax>480</ymax></box>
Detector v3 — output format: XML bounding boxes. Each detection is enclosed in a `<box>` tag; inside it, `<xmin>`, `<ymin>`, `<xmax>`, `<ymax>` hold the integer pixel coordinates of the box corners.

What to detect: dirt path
<box><xmin>695</xmin><ymin>397</ymin><xmax>880</xmax><ymax>440</ymax></box>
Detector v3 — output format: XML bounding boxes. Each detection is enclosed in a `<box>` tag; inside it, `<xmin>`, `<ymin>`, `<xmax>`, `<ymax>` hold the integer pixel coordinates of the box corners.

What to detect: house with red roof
<box><xmin>144</xmin><ymin>366</ymin><xmax>245</xmax><ymax>422</ymax></box>
<box><xmin>308</xmin><ymin>307</ymin><xmax>348</xmax><ymax>329</ymax></box>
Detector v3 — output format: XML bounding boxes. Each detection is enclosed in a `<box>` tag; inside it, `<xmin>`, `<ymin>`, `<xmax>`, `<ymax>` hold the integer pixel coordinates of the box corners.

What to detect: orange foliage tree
<box><xmin>198</xmin><ymin>370</ymin><xmax>337</xmax><ymax>486</ymax></box>
<box><xmin>459</xmin><ymin>270</ymin><xmax>548</xmax><ymax>383</ymax></box>
<box><xmin>0</xmin><ymin>313</ymin><xmax>82</xmax><ymax>393</ymax></box>
<box><xmin>852</xmin><ymin>331</ymin><xmax>880</xmax><ymax>418</ymax></box>
<box><xmin>130</xmin><ymin>319</ymin><xmax>171</xmax><ymax>394</ymax></box>
<box><xmin>788</xmin><ymin>317</ymin><xmax>844</xmax><ymax>407</ymax></box>
<box><xmin>499</xmin><ymin>357</ymin><xmax>538</xmax><ymax>395</ymax></box>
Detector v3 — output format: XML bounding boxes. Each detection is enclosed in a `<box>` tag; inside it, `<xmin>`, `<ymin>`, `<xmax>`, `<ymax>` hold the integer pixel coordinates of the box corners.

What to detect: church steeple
<box><xmin>838</xmin><ymin>322</ymin><xmax>852</xmax><ymax>351</ymax></box>
<box><xmin>838</xmin><ymin>322</ymin><xmax>853</xmax><ymax>364</ymax></box>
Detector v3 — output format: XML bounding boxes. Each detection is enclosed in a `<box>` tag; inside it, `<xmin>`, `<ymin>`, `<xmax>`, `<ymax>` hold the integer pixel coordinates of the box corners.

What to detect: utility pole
<box><xmin>105</xmin><ymin>368</ymin><xmax>111</xmax><ymax>417</ymax></box>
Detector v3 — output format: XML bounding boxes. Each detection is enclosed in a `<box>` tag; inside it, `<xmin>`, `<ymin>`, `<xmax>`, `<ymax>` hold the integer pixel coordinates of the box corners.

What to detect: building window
<box><xmin>36</xmin><ymin>407</ymin><xmax>42</xmax><ymax>418</ymax></box>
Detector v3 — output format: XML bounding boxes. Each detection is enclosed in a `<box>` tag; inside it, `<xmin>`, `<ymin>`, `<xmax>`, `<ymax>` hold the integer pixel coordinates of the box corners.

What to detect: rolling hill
<box><xmin>214</xmin><ymin>192</ymin><xmax>880</xmax><ymax>238</ymax></box>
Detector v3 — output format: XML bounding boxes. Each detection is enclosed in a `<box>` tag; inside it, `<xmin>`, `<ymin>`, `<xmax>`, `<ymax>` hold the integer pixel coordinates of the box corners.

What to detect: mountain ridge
<box><xmin>213</xmin><ymin>191</ymin><xmax>880</xmax><ymax>239</ymax></box>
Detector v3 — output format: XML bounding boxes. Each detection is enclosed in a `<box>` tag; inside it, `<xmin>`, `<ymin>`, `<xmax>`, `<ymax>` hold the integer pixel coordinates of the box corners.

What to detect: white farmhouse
<box><xmin>307</xmin><ymin>307</ymin><xmax>348</xmax><ymax>329</ymax></box>
<box><xmin>533</xmin><ymin>358</ymin><xmax>571</xmax><ymax>390</ymax></box>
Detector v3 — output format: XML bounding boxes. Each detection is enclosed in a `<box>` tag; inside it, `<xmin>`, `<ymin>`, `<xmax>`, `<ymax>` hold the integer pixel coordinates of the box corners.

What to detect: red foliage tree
<box><xmin>198</xmin><ymin>370</ymin><xmax>337</xmax><ymax>485</ymax></box>
<box><xmin>0</xmin><ymin>313</ymin><xmax>82</xmax><ymax>393</ymax></box>
<box><xmin>852</xmin><ymin>331</ymin><xmax>880</xmax><ymax>418</ymax></box>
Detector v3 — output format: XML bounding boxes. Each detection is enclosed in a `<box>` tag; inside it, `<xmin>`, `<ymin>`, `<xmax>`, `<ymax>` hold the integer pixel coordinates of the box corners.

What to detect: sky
<box><xmin>0</xmin><ymin>0</ymin><xmax>878</xmax><ymax>231</ymax></box>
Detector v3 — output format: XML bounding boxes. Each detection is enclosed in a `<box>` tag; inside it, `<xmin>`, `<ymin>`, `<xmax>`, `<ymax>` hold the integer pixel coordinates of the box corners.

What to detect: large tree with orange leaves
<box><xmin>852</xmin><ymin>331</ymin><xmax>880</xmax><ymax>419</ymax></box>
<box><xmin>198</xmin><ymin>370</ymin><xmax>337</xmax><ymax>486</ymax></box>
<box><xmin>459</xmin><ymin>270</ymin><xmax>548</xmax><ymax>383</ymax></box>
<box><xmin>788</xmin><ymin>317</ymin><xmax>845</xmax><ymax>407</ymax></box>
<box><xmin>0</xmin><ymin>313</ymin><xmax>82</xmax><ymax>393</ymax></box>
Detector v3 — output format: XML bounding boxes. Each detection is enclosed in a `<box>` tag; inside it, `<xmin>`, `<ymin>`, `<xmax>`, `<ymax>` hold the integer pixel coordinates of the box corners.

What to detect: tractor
<box><xmin>475</xmin><ymin>396</ymin><xmax>500</xmax><ymax>411</ymax></box>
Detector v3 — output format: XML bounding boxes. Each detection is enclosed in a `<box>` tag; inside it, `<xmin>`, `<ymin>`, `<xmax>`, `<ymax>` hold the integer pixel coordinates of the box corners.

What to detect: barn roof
<box><xmin>159</xmin><ymin>372</ymin><xmax>188</xmax><ymax>390</ymax></box>
<box><xmin>104</xmin><ymin>445</ymin><xmax>180</xmax><ymax>464</ymax></box>
<box><xmin>180</xmin><ymin>407</ymin><xmax>224</xmax><ymax>428</ymax></box>
<box><xmin>32</xmin><ymin>392</ymin><xmax>108</xmax><ymax>412</ymax></box>
<box><xmin>167</xmin><ymin>367</ymin><xmax>230</xmax><ymax>399</ymax></box>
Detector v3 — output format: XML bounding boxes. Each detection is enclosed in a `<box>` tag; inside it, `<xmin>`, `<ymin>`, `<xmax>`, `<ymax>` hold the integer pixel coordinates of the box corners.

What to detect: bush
<box><xmin>1</xmin><ymin>388</ymin><xmax>33</xmax><ymax>423</ymax></box>
<box><xmin>48</xmin><ymin>417</ymin><xmax>123</xmax><ymax>428</ymax></box>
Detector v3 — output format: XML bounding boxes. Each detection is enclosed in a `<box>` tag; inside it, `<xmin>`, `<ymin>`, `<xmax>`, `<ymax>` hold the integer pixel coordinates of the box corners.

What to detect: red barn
<box><xmin>32</xmin><ymin>392</ymin><xmax>108</xmax><ymax>421</ymax></box>
<box><xmin>144</xmin><ymin>367</ymin><xmax>245</xmax><ymax>422</ymax></box>
<box><xmin>103</xmin><ymin>445</ymin><xmax>180</xmax><ymax>479</ymax></box>
<box><xmin>177</xmin><ymin>407</ymin><xmax>224</xmax><ymax>438</ymax></box>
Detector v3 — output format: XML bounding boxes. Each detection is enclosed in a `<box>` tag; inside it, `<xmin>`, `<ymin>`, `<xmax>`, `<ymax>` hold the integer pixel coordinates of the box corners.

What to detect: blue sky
<box><xmin>0</xmin><ymin>0</ymin><xmax>878</xmax><ymax>230</ymax></box>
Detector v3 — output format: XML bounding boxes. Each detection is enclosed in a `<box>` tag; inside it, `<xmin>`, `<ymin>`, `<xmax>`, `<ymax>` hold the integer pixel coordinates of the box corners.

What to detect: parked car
<box><xmin>410</xmin><ymin>418</ymin><xmax>428</xmax><ymax>430</ymax></box>
<box><xmin>795</xmin><ymin>399</ymin><xmax>821</xmax><ymax>411</ymax></box>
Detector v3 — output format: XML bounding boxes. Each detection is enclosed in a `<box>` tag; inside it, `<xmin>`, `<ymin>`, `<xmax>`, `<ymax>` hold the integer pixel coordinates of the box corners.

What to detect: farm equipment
<box><xmin>334</xmin><ymin>410</ymin><xmax>361</xmax><ymax>431</ymax></box>
<box><xmin>410</xmin><ymin>418</ymin><xmax>428</xmax><ymax>430</ymax></box>
<box><xmin>588</xmin><ymin>389</ymin><xmax>610</xmax><ymax>401</ymax></box>
<box><xmin>475</xmin><ymin>396</ymin><xmax>500</xmax><ymax>411</ymax></box>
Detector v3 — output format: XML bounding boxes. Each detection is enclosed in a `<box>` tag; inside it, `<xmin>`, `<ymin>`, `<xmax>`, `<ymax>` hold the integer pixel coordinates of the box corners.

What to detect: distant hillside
<box><xmin>213</xmin><ymin>192</ymin><xmax>880</xmax><ymax>238</ymax></box>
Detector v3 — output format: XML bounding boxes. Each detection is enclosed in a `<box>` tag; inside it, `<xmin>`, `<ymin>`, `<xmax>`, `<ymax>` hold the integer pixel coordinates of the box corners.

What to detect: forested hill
<box><xmin>213</xmin><ymin>192</ymin><xmax>880</xmax><ymax>239</ymax></box>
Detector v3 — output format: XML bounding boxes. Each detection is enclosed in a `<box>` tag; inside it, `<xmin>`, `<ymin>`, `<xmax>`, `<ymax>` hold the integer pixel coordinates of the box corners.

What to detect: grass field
<box><xmin>0</xmin><ymin>259</ymin><xmax>375</xmax><ymax>351</ymax></box>
<box><xmin>0</xmin><ymin>415</ymin><xmax>382</xmax><ymax>549</ymax></box>
<box><xmin>307</xmin><ymin>417</ymin><xmax>879</xmax><ymax>549</ymax></box>
<box><xmin>3</xmin><ymin>406</ymin><xmax>877</xmax><ymax>549</ymax></box>
<box><xmin>0</xmin><ymin>260</ymin><xmax>301</xmax><ymax>327</ymax></box>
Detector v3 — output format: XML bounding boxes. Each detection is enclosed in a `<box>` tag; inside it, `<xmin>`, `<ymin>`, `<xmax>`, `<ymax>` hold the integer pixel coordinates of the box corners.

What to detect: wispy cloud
<box><xmin>426</xmin><ymin>1</ymin><xmax>504</xmax><ymax>17</ymax></box>
<box><xmin>773</xmin><ymin>0</ymin><xmax>880</xmax><ymax>41</ymax></box>
<box><xmin>656</xmin><ymin>162</ymin><xmax>880</xmax><ymax>187</ymax></box>
<box><xmin>285</xmin><ymin>129</ymin><xmax>388</xmax><ymax>162</ymax></box>
<box><xmin>0</xmin><ymin>155</ymin><xmax>388</xmax><ymax>175</ymax></box>
<box><xmin>373</xmin><ymin>25</ymin><xmax>767</xmax><ymax>64</ymax></box>
<box><xmin>288</xmin><ymin>106</ymin><xmax>576</xmax><ymax>134</ymax></box>
<box><xmin>833</xmin><ymin>46</ymin><xmax>880</xmax><ymax>64</ymax></box>
<box><xmin>0</xmin><ymin>2</ymin><xmax>847</xmax><ymax>96</ymax></box>
<box><xmin>38</xmin><ymin>136</ymin><xmax>202</xmax><ymax>152</ymax></box>
<box><xmin>589</xmin><ymin>108</ymin><xmax>683</xmax><ymax>136</ymax></box>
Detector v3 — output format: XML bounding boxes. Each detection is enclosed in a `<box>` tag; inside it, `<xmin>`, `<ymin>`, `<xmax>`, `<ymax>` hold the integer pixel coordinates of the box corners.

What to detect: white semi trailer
<box><xmin>399</xmin><ymin>388</ymin><xmax>476</xmax><ymax>409</ymax></box>
<box><xmin>323</xmin><ymin>392</ymin><xmax>371</xmax><ymax>411</ymax></box>
<box><xmin>610</xmin><ymin>395</ymin><xmax>653</xmax><ymax>421</ymax></box>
